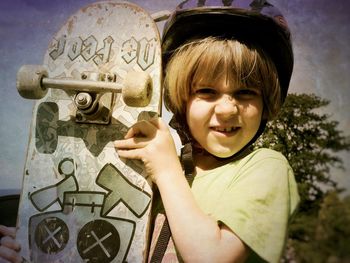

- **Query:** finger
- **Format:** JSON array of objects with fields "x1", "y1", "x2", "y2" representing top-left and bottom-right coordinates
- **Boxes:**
[
  {"x1": 149, "y1": 117, "x2": 170, "y2": 132},
  {"x1": 0, "y1": 226, "x2": 16, "y2": 239},
  {"x1": 116, "y1": 148, "x2": 142, "y2": 160},
  {"x1": 1, "y1": 236, "x2": 21, "y2": 252},
  {"x1": 114, "y1": 137, "x2": 149, "y2": 149},
  {"x1": 147, "y1": 115, "x2": 160, "y2": 125},
  {"x1": 0, "y1": 245, "x2": 22, "y2": 263},
  {"x1": 125, "y1": 120, "x2": 157, "y2": 139}
]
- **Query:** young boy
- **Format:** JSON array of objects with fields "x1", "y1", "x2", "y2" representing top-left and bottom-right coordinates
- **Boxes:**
[
  {"x1": 115, "y1": 1, "x2": 299, "y2": 262},
  {"x1": 0, "y1": 1, "x2": 299, "y2": 262}
]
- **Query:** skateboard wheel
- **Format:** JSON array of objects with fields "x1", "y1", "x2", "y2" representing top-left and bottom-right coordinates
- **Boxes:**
[
  {"x1": 16, "y1": 65, "x2": 48, "y2": 99},
  {"x1": 123, "y1": 71, "x2": 152, "y2": 107}
]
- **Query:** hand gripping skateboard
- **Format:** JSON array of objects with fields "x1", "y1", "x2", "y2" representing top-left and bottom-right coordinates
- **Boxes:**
[{"x1": 15, "y1": 1, "x2": 162, "y2": 262}]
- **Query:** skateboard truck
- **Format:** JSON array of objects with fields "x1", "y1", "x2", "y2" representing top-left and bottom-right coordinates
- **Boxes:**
[{"x1": 16, "y1": 65, "x2": 153, "y2": 124}]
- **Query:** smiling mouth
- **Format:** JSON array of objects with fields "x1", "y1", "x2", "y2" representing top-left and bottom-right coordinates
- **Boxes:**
[{"x1": 212, "y1": 127, "x2": 240, "y2": 133}]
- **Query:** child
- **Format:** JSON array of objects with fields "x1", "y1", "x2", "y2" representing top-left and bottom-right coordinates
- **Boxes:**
[
  {"x1": 115, "y1": 0, "x2": 299, "y2": 262},
  {"x1": 0, "y1": 1, "x2": 299, "y2": 262}
]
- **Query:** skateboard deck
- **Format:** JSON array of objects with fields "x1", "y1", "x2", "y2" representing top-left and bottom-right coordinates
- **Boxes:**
[{"x1": 16, "y1": 1, "x2": 161, "y2": 262}]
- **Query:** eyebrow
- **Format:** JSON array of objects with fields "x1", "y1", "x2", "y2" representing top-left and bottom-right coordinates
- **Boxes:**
[{"x1": 192, "y1": 82, "x2": 214, "y2": 87}]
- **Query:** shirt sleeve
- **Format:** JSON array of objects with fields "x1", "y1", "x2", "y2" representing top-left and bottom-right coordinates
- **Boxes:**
[{"x1": 213, "y1": 150, "x2": 299, "y2": 263}]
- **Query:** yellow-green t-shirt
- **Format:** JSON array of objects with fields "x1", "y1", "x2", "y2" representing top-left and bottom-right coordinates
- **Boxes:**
[{"x1": 191, "y1": 148, "x2": 300, "y2": 263}]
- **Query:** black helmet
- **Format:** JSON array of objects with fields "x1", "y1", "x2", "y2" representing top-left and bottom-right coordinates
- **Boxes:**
[{"x1": 162, "y1": 0, "x2": 294, "y2": 103}]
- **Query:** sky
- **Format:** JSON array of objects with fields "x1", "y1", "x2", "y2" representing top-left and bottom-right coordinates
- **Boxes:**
[{"x1": 0, "y1": 0, "x2": 349, "y2": 195}]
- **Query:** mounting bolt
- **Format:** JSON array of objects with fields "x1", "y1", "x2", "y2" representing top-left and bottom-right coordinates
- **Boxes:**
[
  {"x1": 75, "y1": 92, "x2": 93, "y2": 110},
  {"x1": 107, "y1": 74, "x2": 114, "y2": 81}
]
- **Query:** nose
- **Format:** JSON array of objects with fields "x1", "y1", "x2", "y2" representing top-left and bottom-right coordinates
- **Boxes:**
[{"x1": 214, "y1": 94, "x2": 238, "y2": 117}]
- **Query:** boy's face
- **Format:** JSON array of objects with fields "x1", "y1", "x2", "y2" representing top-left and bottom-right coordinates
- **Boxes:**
[{"x1": 186, "y1": 75, "x2": 263, "y2": 158}]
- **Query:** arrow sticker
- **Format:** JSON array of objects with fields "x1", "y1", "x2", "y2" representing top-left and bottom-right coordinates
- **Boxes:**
[{"x1": 96, "y1": 164, "x2": 151, "y2": 218}]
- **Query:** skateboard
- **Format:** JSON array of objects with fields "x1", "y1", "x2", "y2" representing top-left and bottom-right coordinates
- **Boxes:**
[{"x1": 15, "y1": 1, "x2": 162, "y2": 262}]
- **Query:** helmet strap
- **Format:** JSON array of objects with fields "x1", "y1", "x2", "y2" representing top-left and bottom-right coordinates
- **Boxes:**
[{"x1": 169, "y1": 115, "x2": 267, "y2": 174}]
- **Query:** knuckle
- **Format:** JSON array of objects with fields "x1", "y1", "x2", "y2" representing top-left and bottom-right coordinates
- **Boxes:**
[
  {"x1": 0, "y1": 246, "x2": 17, "y2": 262},
  {"x1": 0, "y1": 236, "x2": 7, "y2": 245},
  {"x1": 1, "y1": 236, "x2": 15, "y2": 249},
  {"x1": 10, "y1": 252, "x2": 21, "y2": 263},
  {"x1": 7, "y1": 250, "x2": 17, "y2": 260}
]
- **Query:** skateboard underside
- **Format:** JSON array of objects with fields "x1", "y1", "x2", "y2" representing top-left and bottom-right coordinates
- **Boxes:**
[{"x1": 16, "y1": 1, "x2": 162, "y2": 262}]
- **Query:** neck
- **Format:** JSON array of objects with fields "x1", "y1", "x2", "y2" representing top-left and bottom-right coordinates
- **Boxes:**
[
  {"x1": 194, "y1": 153, "x2": 223, "y2": 172},
  {"x1": 193, "y1": 146, "x2": 253, "y2": 173}
]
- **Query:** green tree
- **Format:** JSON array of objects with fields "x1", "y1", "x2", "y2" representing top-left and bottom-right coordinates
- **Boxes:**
[
  {"x1": 254, "y1": 93, "x2": 350, "y2": 262},
  {"x1": 289, "y1": 192, "x2": 350, "y2": 263}
]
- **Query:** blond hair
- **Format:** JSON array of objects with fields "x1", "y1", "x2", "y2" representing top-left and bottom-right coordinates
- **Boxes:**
[{"x1": 164, "y1": 37, "x2": 281, "y2": 121}]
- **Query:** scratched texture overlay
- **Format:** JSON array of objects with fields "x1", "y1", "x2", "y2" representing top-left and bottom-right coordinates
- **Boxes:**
[{"x1": 15, "y1": 2, "x2": 162, "y2": 262}]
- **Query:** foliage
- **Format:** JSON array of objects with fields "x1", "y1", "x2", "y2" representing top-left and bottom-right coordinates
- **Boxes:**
[
  {"x1": 254, "y1": 93, "x2": 350, "y2": 262},
  {"x1": 255, "y1": 93, "x2": 350, "y2": 209},
  {"x1": 289, "y1": 192, "x2": 350, "y2": 263}
]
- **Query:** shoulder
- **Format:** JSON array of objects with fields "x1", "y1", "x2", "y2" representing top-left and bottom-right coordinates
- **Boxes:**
[
  {"x1": 233, "y1": 148, "x2": 290, "y2": 172},
  {"x1": 246, "y1": 148, "x2": 288, "y2": 162},
  {"x1": 236, "y1": 148, "x2": 290, "y2": 170},
  {"x1": 232, "y1": 148, "x2": 294, "y2": 187}
]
